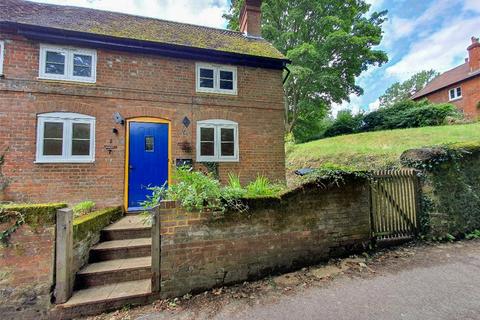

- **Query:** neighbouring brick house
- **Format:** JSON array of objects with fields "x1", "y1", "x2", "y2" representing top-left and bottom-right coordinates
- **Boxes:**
[
  {"x1": 412, "y1": 36, "x2": 480, "y2": 119},
  {"x1": 0, "y1": 0, "x2": 289, "y2": 210}
]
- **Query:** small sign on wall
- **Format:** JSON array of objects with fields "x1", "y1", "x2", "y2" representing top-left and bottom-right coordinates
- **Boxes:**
[{"x1": 176, "y1": 158, "x2": 193, "y2": 168}]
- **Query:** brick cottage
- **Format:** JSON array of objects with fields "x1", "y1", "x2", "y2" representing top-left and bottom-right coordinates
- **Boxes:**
[
  {"x1": 412, "y1": 36, "x2": 480, "y2": 119},
  {"x1": 0, "y1": 0, "x2": 289, "y2": 210}
]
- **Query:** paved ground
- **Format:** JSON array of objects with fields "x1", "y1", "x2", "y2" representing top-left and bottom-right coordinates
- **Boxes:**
[{"x1": 87, "y1": 239, "x2": 480, "y2": 320}]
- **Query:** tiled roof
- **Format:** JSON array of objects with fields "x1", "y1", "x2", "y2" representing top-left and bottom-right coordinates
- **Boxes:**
[
  {"x1": 412, "y1": 62, "x2": 480, "y2": 99},
  {"x1": 0, "y1": 0, "x2": 286, "y2": 60}
]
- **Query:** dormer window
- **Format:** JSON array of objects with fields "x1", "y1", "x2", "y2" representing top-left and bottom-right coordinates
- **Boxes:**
[
  {"x1": 196, "y1": 63, "x2": 237, "y2": 95},
  {"x1": 449, "y1": 87, "x2": 462, "y2": 101},
  {"x1": 39, "y1": 44, "x2": 97, "y2": 83}
]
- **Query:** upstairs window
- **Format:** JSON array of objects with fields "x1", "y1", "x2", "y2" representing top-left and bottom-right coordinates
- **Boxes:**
[
  {"x1": 449, "y1": 87, "x2": 462, "y2": 101},
  {"x1": 196, "y1": 120, "x2": 239, "y2": 162},
  {"x1": 39, "y1": 45, "x2": 97, "y2": 83},
  {"x1": 36, "y1": 112, "x2": 95, "y2": 163},
  {"x1": 0, "y1": 40, "x2": 4, "y2": 75},
  {"x1": 196, "y1": 63, "x2": 237, "y2": 95}
]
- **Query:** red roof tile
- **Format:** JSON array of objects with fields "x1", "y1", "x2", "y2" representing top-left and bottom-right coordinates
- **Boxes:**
[{"x1": 412, "y1": 62, "x2": 480, "y2": 99}]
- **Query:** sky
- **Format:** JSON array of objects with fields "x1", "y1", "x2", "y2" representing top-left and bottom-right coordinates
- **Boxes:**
[{"x1": 31, "y1": 0, "x2": 480, "y2": 117}]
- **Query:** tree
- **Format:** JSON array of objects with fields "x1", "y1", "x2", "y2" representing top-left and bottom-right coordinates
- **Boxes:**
[
  {"x1": 224, "y1": 0, "x2": 388, "y2": 140},
  {"x1": 379, "y1": 70, "x2": 439, "y2": 107}
]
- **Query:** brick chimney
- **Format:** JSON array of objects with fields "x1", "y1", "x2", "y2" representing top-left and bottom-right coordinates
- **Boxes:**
[
  {"x1": 467, "y1": 36, "x2": 480, "y2": 72},
  {"x1": 239, "y1": 0, "x2": 262, "y2": 38}
]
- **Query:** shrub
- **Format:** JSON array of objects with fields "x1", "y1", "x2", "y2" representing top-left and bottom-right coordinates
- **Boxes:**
[
  {"x1": 362, "y1": 100, "x2": 460, "y2": 132},
  {"x1": 323, "y1": 110, "x2": 363, "y2": 138},
  {"x1": 72, "y1": 201, "x2": 96, "y2": 218},
  {"x1": 142, "y1": 168, "x2": 283, "y2": 212},
  {"x1": 245, "y1": 176, "x2": 283, "y2": 198},
  {"x1": 167, "y1": 167, "x2": 223, "y2": 211}
]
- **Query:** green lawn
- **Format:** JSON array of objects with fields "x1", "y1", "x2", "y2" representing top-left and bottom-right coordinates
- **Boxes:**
[{"x1": 286, "y1": 122, "x2": 480, "y2": 177}]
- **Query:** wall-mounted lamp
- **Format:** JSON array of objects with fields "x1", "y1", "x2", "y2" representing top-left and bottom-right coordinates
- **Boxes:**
[{"x1": 113, "y1": 112, "x2": 125, "y2": 125}]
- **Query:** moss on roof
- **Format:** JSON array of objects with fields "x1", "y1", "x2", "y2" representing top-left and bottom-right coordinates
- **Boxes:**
[{"x1": 1, "y1": 0, "x2": 286, "y2": 60}]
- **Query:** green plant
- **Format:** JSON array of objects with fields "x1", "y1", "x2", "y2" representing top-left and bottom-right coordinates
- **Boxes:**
[
  {"x1": 0, "y1": 208, "x2": 25, "y2": 246},
  {"x1": 245, "y1": 176, "x2": 283, "y2": 198},
  {"x1": 168, "y1": 167, "x2": 222, "y2": 211},
  {"x1": 72, "y1": 201, "x2": 96, "y2": 218},
  {"x1": 466, "y1": 229, "x2": 480, "y2": 239}
]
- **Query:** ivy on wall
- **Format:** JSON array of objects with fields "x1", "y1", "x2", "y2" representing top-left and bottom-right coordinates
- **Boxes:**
[{"x1": 401, "y1": 142, "x2": 480, "y2": 237}]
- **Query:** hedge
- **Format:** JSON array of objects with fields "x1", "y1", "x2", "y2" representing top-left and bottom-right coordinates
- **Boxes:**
[
  {"x1": 73, "y1": 206, "x2": 123, "y2": 241},
  {"x1": 0, "y1": 203, "x2": 67, "y2": 226}
]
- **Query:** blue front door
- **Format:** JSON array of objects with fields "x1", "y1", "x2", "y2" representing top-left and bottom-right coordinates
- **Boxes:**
[{"x1": 128, "y1": 121, "x2": 169, "y2": 211}]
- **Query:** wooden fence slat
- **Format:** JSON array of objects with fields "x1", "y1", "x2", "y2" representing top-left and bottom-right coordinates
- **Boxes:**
[{"x1": 370, "y1": 169, "x2": 419, "y2": 240}]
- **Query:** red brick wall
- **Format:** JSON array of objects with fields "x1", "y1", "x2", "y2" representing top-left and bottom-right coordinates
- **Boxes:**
[
  {"x1": 158, "y1": 177, "x2": 372, "y2": 298},
  {"x1": 0, "y1": 224, "x2": 55, "y2": 319},
  {"x1": 0, "y1": 29, "x2": 286, "y2": 207},
  {"x1": 421, "y1": 77, "x2": 480, "y2": 119}
]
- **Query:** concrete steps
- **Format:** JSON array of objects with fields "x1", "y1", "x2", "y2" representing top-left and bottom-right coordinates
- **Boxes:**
[
  {"x1": 89, "y1": 238, "x2": 152, "y2": 261},
  {"x1": 75, "y1": 256, "x2": 152, "y2": 289},
  {"x1": 55, "y1": 279, "x2": 152, "y2": 318},
  {"x1": 101, "y1": 215, "x2": 151, "y2": 240},
  {"x1": 55, "y1": 215, "x2": 154, "y2": 319}
]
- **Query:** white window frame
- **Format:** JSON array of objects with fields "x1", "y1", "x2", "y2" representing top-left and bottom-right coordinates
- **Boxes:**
[
  {"x1": 196, "y1": 120, "x2": 239, "y2": 162},
  {"x1": 449, "y1": 86, "x2": 462, "y2": 101},
  {"x1": 36, "y1": 112, "x2": 96, "y2": 163},
  {"x1": 39, "y1": 44, "x2": 97, "y2": 83},
  {"x1": 0, "y1": 40, "x2": 4, "y2": 75},
  {"x1": 195, "y1": 63, "x2": 237, "y2": 95}
]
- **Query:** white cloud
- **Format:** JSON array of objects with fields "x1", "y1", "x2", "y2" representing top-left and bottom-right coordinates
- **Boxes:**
[
  {"x1": 330, "y1": 94, "x2": 363, "y2": 118},
  {"x1": 464, "y1": 0, "x2": 480, "y2": 13},
  {"x1": 386, "y1": 16, "x2": 478, "y2": 80},
  {"x1": 366, "y1": 0, "x2": 386, "y2": 10},
  {"x1": 30, "y1": 0, "x2": 230, "y2": 28},
  {"x1": 368, "y1": 99, "x2": 381, "y2": 113},
  {"x1": 382, "y1": 0, "x2": 464, "y2": 49}
]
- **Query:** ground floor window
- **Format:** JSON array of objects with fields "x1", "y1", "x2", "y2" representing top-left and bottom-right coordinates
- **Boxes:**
[
  {"x1": 196, "y1": 119, "x2": 239, "y2": 162},
  {"x1": 449, "y1": 86, "x2": 462, "y2": 101},
  {"x1": 36, "y1": 112, "x2": 95, "y2": 163}
]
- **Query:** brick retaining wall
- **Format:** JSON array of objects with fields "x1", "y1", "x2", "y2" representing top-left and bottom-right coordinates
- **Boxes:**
[{"x1": 157, "y1": 175, "x2": 372, "y2": 298}]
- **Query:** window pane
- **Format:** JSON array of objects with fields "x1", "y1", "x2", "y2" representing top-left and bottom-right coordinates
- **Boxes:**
[
  {"x1": 72, "y1": 123, "x2": 90, "y2": 139},
  {"x1": 43, "y1": 139, "x2": 63, "y2": 156},
  {"x1": 45, "y1": 51, "x2": 65, "y2": 75},
  {"x1": 220, "y1": 80, "x2": 233, "y2": 90},
  {"x1": 44, "y1": 122, "x2": 63, "y2": 138},
  {"x1": 72, "y1": 140, "x2": 90, "y2": 156},
  {"x1": 450, "y1": 90, "x2": 454, "y2": 99},
  {"x1": 200, "y1": 68, "x2": 214, "y2": 78},
  {"x1": 457, "y1": 87, "x2": 462, "y2": 96},
  {"x1": 145, "y1": 136, "x2": 154, "y2": 152},
  {"x1": 221, "y1": 142, "x2": 235, "y2": 156},
  {"x1": 200, "y1": 142, "x2": 215, "y2": 156},
  {"x1": 73, "y1": 66, "x2": 92, "y2": 77},
  {"x1": 46, "y1": 51, "x2": 65, "y2": 64},
  {"x1": 200, "y1": 127, "x2": 215, "y2": 142},
  {"x1": 220, "y1": 70, "x2": 233, "y2": 81},
  {"x1": 200, "y1": 78, "x2": 214, "y2": 88},
  {"x1": 74, "y1": 54, "x2": 92, "y2": 67},
  {"x1": 221, "y1": 128, "x2": 234, "y2": 142},
  {"x1": 45, "y1": 63, "x2": 65, "y2": 75}
]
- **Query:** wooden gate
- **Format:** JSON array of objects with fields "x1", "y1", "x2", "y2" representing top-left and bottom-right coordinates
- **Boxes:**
[{"x1": 370, "y1": 169, "x2": 420, "y2": 239}]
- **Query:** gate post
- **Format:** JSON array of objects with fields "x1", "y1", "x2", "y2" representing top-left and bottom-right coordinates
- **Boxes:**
[
  {"x1": 151, "y1": 205, "x2": 161, "y2": 293},
  {"x1": 55, "y1": 208, "x2": 74, "y2": 304}
]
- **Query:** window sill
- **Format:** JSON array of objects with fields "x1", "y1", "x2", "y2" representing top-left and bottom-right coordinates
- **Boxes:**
[
  {"x1": 34, "y1": 160, "x2": 95, "y2": 164},
  {"x1": 196, "y1": 89, "x2": 238, "y2": 96},
  {"x1": 449, "y1": 97, "x2": 463, "y2": 102},
  {"x1": 37, "y1": 77, "x2": 96, "y2": 85},
  {"x1": 196, "y1": 158, "x2": 239, "y2": 163}
]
